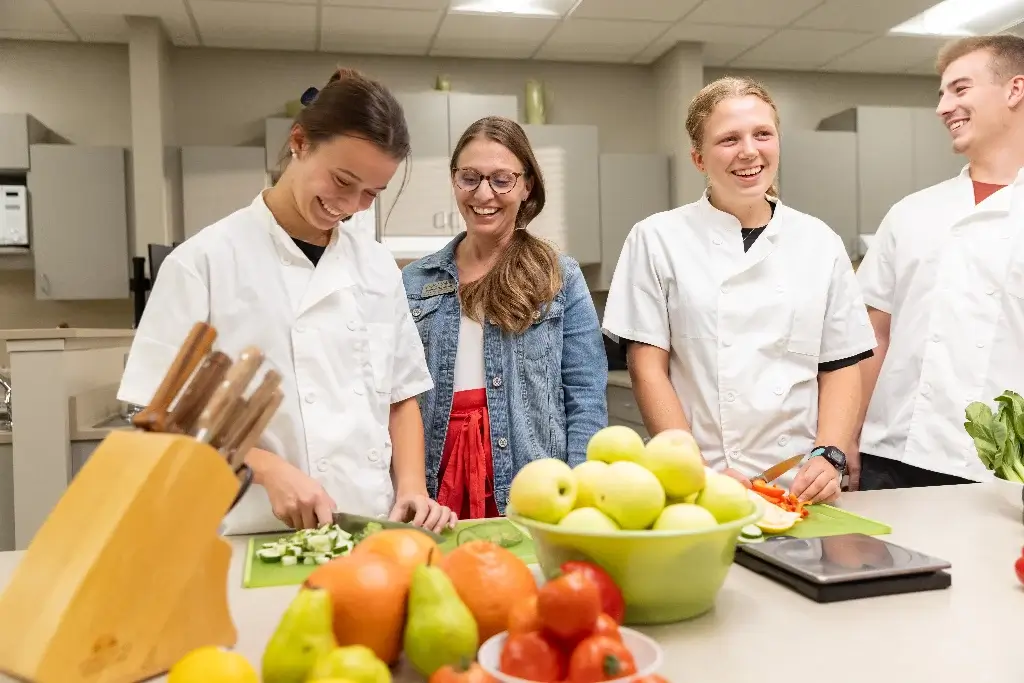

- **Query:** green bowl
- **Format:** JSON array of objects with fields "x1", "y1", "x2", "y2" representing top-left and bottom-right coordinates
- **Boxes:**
[{"x1": 509, "y1": 496, "x2": 764, "y2": 625}]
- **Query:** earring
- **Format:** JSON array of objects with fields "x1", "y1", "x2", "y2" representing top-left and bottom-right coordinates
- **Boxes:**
[{"x1": 290, "y1": 149, "x2": 297, "y2": 159}]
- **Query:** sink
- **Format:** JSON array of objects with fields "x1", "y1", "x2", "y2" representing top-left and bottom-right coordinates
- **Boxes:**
[{"x1": 91, "y1": 414, "x2": 135, "y2": 430}]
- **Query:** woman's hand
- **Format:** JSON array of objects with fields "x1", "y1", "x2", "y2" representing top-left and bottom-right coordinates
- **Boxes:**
[
  {"x1": 722, "y1": 468, "x2": 752, "y2": 488},
  {"x1": 390, "y1": 491, "x2": 458, "y2": 534},
  {"x1": 249, "y1": 448, "x2": 337, "y2": 529},
  {"x1": 791, "y1": 456, "x2": 841, "y2": 503}
]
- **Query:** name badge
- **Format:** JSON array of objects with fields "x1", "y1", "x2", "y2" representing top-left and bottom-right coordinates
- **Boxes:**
[{"x1": 421, "y1": 279, "x2": 456, "y2": 298}]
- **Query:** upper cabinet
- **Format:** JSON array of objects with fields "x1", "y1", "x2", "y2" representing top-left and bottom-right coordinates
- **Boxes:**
[
  {"x1": 28, "y1": 144, "x2": 130, "y2": 300},
  {"x1": 182, "y1": 146, "x2": 267, "y2": 238},
  {"x1": 378, "y1": 91, "x2": 518, "y2": 238},
  {"x1": 0, "y1": 114, "x2": 53, "y2": 172},
  {"x1": 523, "y1": 124, "x2": 602, "y2": 266},
  {"x1": 590, "y1": 153, "x2": 671, "y2": 290},
  {"x1": 817, "y1": 106, "x2": 964, "y2": 250},
  {"x1": 265, "y1": 118, "x2": 293, "y2": 174}
]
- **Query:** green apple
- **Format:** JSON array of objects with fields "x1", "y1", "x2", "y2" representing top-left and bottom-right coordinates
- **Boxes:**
[
  {"x1": 558, "y1": 507, "x2": 620, "y2": 532},
  {"x1": 594, "y1": 461, "x2": 666, "y2": 530},
  {"x1": 586, "y1": 425, "x2": 645, "y2": 464},
  {"x1": 639, "y1": 429, "x2": 705, "y2": 499},
  {"x1": 572, "y1": 460, "x2": 609, "y2": 508},
  {"x1": 651, "y1": 503, "x2": 718, "y2": 532},
  {"x1": 696, "y1": 472, "x2": 754, "y2": 524},
  {"x1": 509, "y1": 458, "x2": 577, "y2": 524}
]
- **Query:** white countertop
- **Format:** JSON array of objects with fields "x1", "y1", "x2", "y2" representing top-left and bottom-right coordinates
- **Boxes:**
[
  {"x1": 0, "y1": 328, "x2": 134, "y2": 341},
  {"x1": 0, "y1": 484, "x2": 1020, "y2": 682}
]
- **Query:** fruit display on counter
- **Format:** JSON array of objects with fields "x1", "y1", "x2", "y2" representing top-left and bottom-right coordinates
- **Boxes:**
[{"x1": 508, "y1": 426, "x2": 756, "y2": 532}]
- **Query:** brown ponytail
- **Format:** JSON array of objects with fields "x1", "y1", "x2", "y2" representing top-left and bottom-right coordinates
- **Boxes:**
[{"x1": 451, "y1": 117, "x2": 562, "y2": 335}]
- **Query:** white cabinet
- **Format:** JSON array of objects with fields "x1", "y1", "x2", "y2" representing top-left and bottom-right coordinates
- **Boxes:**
[
  {"x1": 379, "y1": 91, "x2": 518, "y2": 238},
  {"x1": 265, "y1": 118, "x2": 294, "y2": 174},
  {"x1": 818, "y1": 106, "x2": 964, "y2": 248},
  {"x1": 591, "y1": 153, "x2": 671, "y2": 290},
  {"x1": 27, "y1": 144, "x2": 130, "y2": 300},
  {"x1": 182, "y1": 146, "x2": 267, "y2": 238},
  {"x1": 778, "y1": 130, "x2": 858, "y2": 255},
  {"x1": 0, "y1": 114, "x2": 51, "y2": 172},
  {"x1": 521, "y1": 124, "x2": 602, "y2": 265}
]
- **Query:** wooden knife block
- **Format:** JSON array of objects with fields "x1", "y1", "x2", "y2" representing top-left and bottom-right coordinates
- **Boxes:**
[{"x1": 0, "y1": 429, "x2": 240, "y2": 683}]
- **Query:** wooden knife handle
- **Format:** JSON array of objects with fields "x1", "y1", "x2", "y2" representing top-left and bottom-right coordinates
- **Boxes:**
[
  {"x1": 229, "y1": 389, "x2": 284, "y2": 472},
  {"x1": 133, "y1": 322, "x2": 216, "y2": 431},
  {"x1": 194, "y1": 346, "x2": 265, "y2": 443},
  {"x1": 165, "y1": 351, "x2": 231, "y2": 435},
  {"x1": 217, "y1": 369, "x2": 282, "y2": 453}
]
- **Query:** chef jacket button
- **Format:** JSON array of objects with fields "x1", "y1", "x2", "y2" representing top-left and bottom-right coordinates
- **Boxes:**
[
  {"x1": 922, "y1": 383, "x2": 931, "y2": 395},
  {"x1": 778, "y1": 435, "x2": 789, "y2": 446},
  {"x1": 348, "y1": 320, "x2": 358, "y2": 331},
  {"x1": 722, "y1": 338, "x2": 732, "y2": 347},
  {"x1": 353, "y1": 384, "x2": 365, "y2": 396},
  {"x1": 368, "y1": 449, "x2": 379, "y2": 462},
  {"x1": 412, "y1": 308, "x2": 422, "y2": 317},
  {"x1": 776, "y1": 284, "x2": 784, "y2": 293},
  {"x1": 720, "y1": 285, "x2": 729, "y2": 294},
  {"x1": 952, "y1": 227, "x2": 961, "y2": 236},
  {"x1": 931, "y1": 333, "x2": 940, "y2": 342},
  {"x1": 296, "y1": 325, "x2": 306, "y2": 333},
  {"x1": 725, "y1": 391, "x2": 736, "y2": 402},
  {"x1": 498, "y1": 437, "x2": 508, "y2": 448},
  {"x1": 492, "y1": 376, "x2": 503, "y2": 388},
  {"x1": 305, "y1": 393, "x2": 316, "y2": 404},
  {"x1": 977, "y1": 341, "x2": 985, "y2": 348},
  {"x1": 987, "y1": 287, "x2": 997, "y2": 295},
  {"x1": 774, "y1": 385, "x2": 784, "y2": 395},
  {"x1": 317, "y1": 460, "x2": 328, "y2": 472},
  {"x1": 281, "y1": 256, "x2": 290, "y2": 265},
  {"x1": 713, "y1": 237, "x2": 723, "y2": 246}
]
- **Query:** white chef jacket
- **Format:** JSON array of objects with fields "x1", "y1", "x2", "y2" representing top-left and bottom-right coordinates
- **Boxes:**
[
  {"x1": 118, "y1": 193, "x2": 434, "y2": 535},
  {"x1": 857, "y1": 165, "x2": 1024, "y2": 481},
  {"x1": 602, "y1": 192, "x2": 877, "y2": 490}
]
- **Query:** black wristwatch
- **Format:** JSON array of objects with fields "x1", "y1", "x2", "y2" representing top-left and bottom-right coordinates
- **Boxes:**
[{"x1": 810, "y1": 445, "x2": 847, "y2": 476}]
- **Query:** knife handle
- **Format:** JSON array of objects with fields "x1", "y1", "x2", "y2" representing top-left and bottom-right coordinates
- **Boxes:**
[
  {"x1": 165, "y1": 351, "x2": 231, "y2": 435},
  {"x1": 218, "y1": 369, "x2": 281, "y2": 453},
  {"x1": 194, "y1": 346, "x2": 264, "y2": 444},
  {"x1": 132, "y1": 322, "x2": 216, "y2": 432},
  {"x1": 228, "y1": 388, "x2": 284, "y2": 472}
]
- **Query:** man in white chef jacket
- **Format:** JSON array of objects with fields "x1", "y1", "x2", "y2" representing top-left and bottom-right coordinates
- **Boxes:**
[{"x1": 856, "y1": 34, "x2": 1024, "y2": 489}]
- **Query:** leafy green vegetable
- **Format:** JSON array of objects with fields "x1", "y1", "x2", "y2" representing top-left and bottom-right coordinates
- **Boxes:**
[{"x1": 965, "y1": 390, "x2": 1024, "y2": 482}]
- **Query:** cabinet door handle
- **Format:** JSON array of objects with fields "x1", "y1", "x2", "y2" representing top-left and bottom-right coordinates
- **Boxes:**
[
  {"x1": 40, "y1": 274, "x2": 50, "y2": 296},
  {"x1": 433, "y1": 211, "x2": 445, "y2": 230}
]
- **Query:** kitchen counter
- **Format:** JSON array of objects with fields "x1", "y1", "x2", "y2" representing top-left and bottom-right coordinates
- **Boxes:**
[
  {"x1": 0, "y1": 328, "x2": 134, "y2": 341},
  {"x1": 0, "y1": 483, "x2": 1020, "y2": 681}
]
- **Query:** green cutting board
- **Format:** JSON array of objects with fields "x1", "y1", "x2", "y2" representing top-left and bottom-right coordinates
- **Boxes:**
[
  {"x1": 242, "y1": 518, "x2": 536, "y2": 589},
  {"x1": 760, "y1": 504, "x2": 891, "y2": 539}
]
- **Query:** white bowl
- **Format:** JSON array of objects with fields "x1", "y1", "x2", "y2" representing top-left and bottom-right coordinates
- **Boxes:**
[{"x1": 478, "y1": 627, "x2": 664, "y2": 683}]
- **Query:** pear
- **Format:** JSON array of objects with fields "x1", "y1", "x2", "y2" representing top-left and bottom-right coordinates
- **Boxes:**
[
  {"x1": 307, "y1": 645, "x2": 391, "y2": 683},
  {"x1": 403, "y1": 557, "x2": 479, "y2": 677},
  {"x1": 261, "y1": 587, "x2": 337, "y2": 683}
]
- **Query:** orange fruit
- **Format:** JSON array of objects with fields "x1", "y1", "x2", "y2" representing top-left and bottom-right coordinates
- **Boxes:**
[
  {"x1": 507, "y1": 594, "x2": 541, "y2": 635},
  {"x1": 351, "y1": 528, "x2": 439, "y2": 572},
  {"x1": 305, "y1": 553, "x2": 411, "y2": 665},
  {"x1": 439, "y1": 540, "x2": 538, "y2": 642}
]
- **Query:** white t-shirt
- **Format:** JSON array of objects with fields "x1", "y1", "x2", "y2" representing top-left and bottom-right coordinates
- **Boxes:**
[{"x1": 454, "y1": 315, "x2": 485, "y2": 391}]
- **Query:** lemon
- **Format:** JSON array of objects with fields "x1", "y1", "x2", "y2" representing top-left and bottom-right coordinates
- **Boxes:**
[
  {"x1": 755, "y1": 503, "x2": 801, "y2": 533},
  {"x1": 167, "y1": 646, "x2": 258, "y2": 683}
]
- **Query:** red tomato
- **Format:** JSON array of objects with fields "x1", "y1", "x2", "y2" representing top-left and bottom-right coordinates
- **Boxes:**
[
  {"x1": 560, "y1": 561, "x2": 626, "y2": 624},
  {"x1": 508, "y1": 595, "x2": 542, "y2": 635},
  {"x1": 632, "y1": 677, "x2": 669, "y2": 683},
  {"x1": 591, "y1": 613, "x2": 622, "y2": 642},
  {"x1": 566, "y1": 635, "x2": 638, "y2": 682},
  {"x1": 429, "y1": 661, "x2": 499, "y2": 683},
  {"x1": 537, "y1": 571, "x2": 603, "y2": 642},
  {"x1": 1014, "y1": 555, "x2": 1024, "y2": 585},
  {"x1": 500, "y1": 632, "x2": 567, "y2": 682}
]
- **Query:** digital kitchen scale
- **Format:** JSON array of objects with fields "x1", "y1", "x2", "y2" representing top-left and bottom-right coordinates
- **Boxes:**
[{"x1": 735, "y1": 533, "x2": 952, "y2": 602}]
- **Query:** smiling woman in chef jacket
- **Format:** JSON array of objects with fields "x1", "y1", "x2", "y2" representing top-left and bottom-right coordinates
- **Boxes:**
[
  {"x1": 118, "y1": 68, "x2": 456, "y2": 534},
  {"x1": 602, "y1": 77, "x2": 878, "y2": 503}
]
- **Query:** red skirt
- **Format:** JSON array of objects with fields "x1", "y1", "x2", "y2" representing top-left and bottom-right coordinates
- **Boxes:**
[{"x1": 437, "y1": 388, "x2": 500, "y2": 520}]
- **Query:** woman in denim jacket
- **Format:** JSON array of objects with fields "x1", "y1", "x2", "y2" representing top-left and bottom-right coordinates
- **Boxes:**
[{"x1": 402, "y1": 116, "x2": 608, "y2": 520}]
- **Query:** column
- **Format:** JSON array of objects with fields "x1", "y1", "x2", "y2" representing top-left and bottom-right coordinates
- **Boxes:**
[{"x1": 652, "y1": 42, "x2": 705, "y2": 207}]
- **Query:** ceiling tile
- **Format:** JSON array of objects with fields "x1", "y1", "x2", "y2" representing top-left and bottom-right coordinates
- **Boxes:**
[
  {"x1": 536, "y1": 17, "x2": 667, "y2": 60},
  {"x1": 571, "y1": 0, "x2": 702, "y2": 22},
  {"x1": 632, "y1": 23, "x2": 775, "y2": 65},
  {"x1": 906, "y1": 58, "x2": 940, "y2": 76},
  {"x1": 729, "y1": 28, "x2": 875, "y2": 68},
  {"x1": 792, "y1": 0, "x2": 939, "y2": 32},
  {"x1": 322, "y1": 0, "x2": 447, "y2": 7},
  {"x1": 49, "y1": 0, "x2": 198, "y2": 45},
  {"x1": 432, "y1": 13, "x2": 555, "y2": 57},
  {"x1": 533, "y1": 49, "x2": 634, "y2": 64},
  {"x1": 430, "y1": 42, "x2": 539, "y2": 59},
  {"x1": 63, "y1": 12, "x2": 131, "y2": 42},
  {"x1": 190, "y1": 0, "x2": 317, "y2": 50},
  {"x1": 320, "y1": 6, "x2": 439, "y2": 53},
  {"x1": 822, "y1": 35, "x2": 950, "y2": 74},
  {"x1": 5, "y1": 0, "x2": 72, "y2": 35},
  {"x1": 0, "y1": 28, "x2": 76, "y2": 41},
  {"x1": 685, "y1": 0, "x2": 824, "y2": 27}
]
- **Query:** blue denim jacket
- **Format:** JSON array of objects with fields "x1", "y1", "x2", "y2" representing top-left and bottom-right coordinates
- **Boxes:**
[{"x1": 402, "y1": 234, "x2": 608, "y2": 512}]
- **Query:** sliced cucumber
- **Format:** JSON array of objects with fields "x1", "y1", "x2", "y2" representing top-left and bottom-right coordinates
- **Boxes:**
[
  {"x1": 281, "y1": 555, "x2": 298, "y2": 567},
  {"x1": 256, "y1": 548, "x2": 283, "y2": 562},
  {"x1": 255, "y1": 523, "x2": 354, "y2": 565},
  {"x1": 740, "y1": 524, "x2": 763, "y2": 540}
]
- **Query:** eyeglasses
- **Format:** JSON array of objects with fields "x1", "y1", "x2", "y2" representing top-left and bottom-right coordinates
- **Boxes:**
[{"x1": 453, "y1": 168, "x2": 523, "y2": 194}]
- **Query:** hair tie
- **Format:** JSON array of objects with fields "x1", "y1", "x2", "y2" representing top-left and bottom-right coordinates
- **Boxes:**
[{"x1": 300, "y1": 86, "x2": 319, "y2": 107}]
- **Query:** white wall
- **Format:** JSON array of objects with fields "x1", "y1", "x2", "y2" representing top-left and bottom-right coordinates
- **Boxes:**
[{"x1": 0, "y1": 38, "x2": 947, "y2": 332}]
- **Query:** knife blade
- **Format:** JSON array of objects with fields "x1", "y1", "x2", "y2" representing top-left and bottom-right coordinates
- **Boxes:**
[
  {"x1": 754, "y1": 453, "x2": 805, "y2": 483},
  {"x1": 332, "y1": 511, "x2": 445, "y2": 543}
]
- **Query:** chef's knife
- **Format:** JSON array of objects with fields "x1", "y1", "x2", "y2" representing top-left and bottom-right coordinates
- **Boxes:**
[
  {"x1": 164, "y1": 351, "x2": 231, "y2": 435},
  {"x1": 218, "y1": 369, "x2": 282, "y2": 457},
  {"x1": 193, "y1": 346, "x2": 265, "y2": 444},
  {"x1": 132, "y1": 322, "x2": 217, "y2": 432},
  {"x1": 332, "y1": 511, "x2": 445, "y2": 543},
  {"x1": 753, "y1": 453, "x2": 805, "y2": 483},
  {"x1": 225, "y1": 387, "x2": 284, "y2": 473}
]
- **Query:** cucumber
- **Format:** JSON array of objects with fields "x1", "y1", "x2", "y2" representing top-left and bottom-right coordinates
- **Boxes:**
[
  {"x1": 256, "y1": 548, "x2": 283, "y2": 562},
  {"x1": 740, "y1": 524, "x2": 763, "y2": 540},
  {"x1": 255, "y1": 523, "x2": 356, "y2": 565},
  {"x1": 281, "y1": 555, "x2": 298, "y2": 567}
]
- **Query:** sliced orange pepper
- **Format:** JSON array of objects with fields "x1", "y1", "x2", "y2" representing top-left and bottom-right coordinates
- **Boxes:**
[{"x1": 751, "y1": 479, "x2": 786, "y2": 498}]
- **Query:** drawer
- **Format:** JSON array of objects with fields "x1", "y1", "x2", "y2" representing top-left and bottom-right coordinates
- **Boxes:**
[{"x1": 607, "y1": 385, "x2": 643, "y2": 424}]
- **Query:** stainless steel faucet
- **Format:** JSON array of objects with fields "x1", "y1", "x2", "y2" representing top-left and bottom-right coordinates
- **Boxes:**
[{"x1": 0, "y1": 371, "x2": 12, "y2": 430}]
